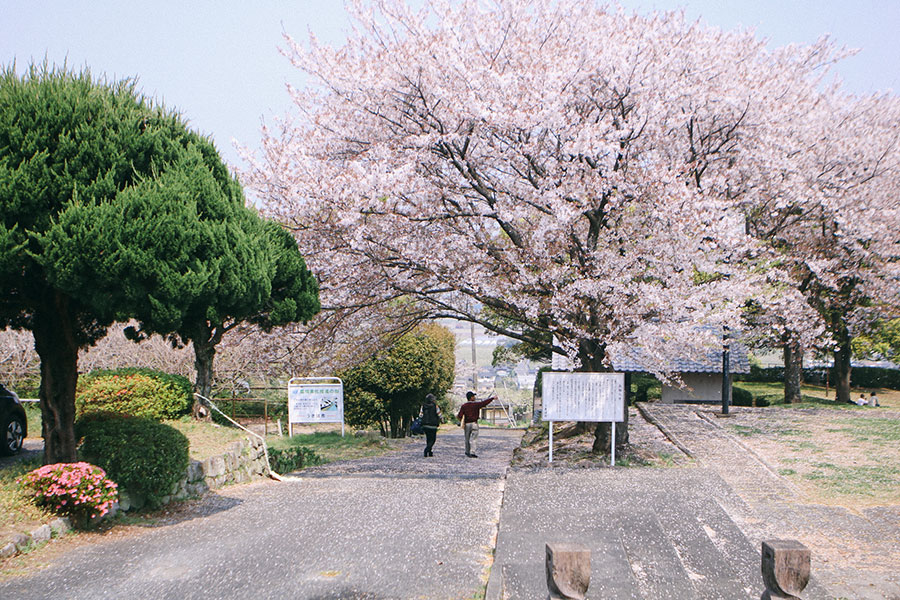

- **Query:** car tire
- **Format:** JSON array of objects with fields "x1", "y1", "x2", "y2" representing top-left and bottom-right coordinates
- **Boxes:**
[{"x1": 1, "y1": 413, "x2": 25, "y2": 456}]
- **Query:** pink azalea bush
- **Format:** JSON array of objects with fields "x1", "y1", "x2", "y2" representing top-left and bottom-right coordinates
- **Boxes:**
[{"x1": 19, "y1": 462, "x2": 118, "y2": 528}]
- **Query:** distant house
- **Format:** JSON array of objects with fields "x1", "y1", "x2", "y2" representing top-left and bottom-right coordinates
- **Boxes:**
[
  {"x1": 481, "y1": 396, "x2": 516, "y2": 425},
  {"x1": 549, "y1": 333, "x2": 750, "y2": 404}
]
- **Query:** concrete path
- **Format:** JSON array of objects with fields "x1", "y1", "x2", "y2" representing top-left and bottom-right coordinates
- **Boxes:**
[
  {"x1": 6, "y1": 407, "x2": 896, "y2": 599},
  {"x1": 639, "y1": 404, "x2": 900, "y2": 600},
  {"x1": 1, "y1": 428, "x2": 522, "y2": 600},
  {"x1": 487, "y1": 468, "x2": 779, "y2": 600}
]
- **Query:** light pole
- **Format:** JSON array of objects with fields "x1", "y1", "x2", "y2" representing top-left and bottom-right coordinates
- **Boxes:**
[{"x1": 721, "y1": 327, "x2": 731, "y2": 415}]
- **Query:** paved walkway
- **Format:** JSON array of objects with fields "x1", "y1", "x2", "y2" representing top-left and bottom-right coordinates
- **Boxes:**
[
  {"x1": 5, "y1": 409, "x2": 898, "y2": 599},
  {"x1": 1, "y1": 428, "x2": 522, "y2": 600},
  {"x1": 638, "y1": 404, "x2": 900, "y2": 600}
]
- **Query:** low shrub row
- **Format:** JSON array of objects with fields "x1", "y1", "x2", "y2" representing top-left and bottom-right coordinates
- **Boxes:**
[
  {"x1": 737, "y1": 364, "x2": 900, "y2": 390},
  {"x1": 731, "y1": 386, "x2": 773, "y2": 408},
  {"x1": 76, "y1": 368, "x2": 193, "y2": 421},
  {"x1": 267, "y1": 446, "x2": 322, "y2": 474}
]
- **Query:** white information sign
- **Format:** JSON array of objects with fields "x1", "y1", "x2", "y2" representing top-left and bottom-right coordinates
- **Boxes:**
[
  {"x1": 542, "y1": 372, "x2": 625, "y2": 465},
  {"x1": 288, "y1": 377, "x2": 344, "y2": 436},
  {"x1": 542, "y1": 372, "x2": 625, "y2": 422}
]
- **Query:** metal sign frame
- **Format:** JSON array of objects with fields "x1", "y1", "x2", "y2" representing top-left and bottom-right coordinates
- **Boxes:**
[
  {"x1": 542, "y1": 372, "x2": 625, "y2": 466},
  {"x1": 287, "y1": 377, "x2": 345, "y2": 437}
]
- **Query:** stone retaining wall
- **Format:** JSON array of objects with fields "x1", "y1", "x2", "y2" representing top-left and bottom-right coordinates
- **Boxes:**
[
  {"x1": 120, "y1": 436, "x2": 270, "y2": 510},
  {"x1": 1, "y1": 436, "x2": 269, "y2": 559}
]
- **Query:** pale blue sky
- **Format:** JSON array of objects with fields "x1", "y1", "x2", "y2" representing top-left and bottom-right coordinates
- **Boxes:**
[{"x1": 2, "y1": 1, "x2": 898, "y2": 169}]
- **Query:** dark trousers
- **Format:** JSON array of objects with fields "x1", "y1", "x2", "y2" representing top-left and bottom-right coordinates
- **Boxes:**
[{"x1": 424, "y1": 427, "x2": 437, "y2": 456}]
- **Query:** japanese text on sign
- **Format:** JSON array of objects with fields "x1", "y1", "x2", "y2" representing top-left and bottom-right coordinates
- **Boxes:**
[
  {"x1": 288, "y1": 382, "x2": 344, "y2": 424},
  {"x1": 542, "y1": 372, "x2": 624, "y2": 422}
]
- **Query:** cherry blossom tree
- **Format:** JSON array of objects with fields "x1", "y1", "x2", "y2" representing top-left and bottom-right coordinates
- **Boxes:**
[
  {"x1": 742, "y1": 91, "x2": 900, "y2": 403},
  {"x1": 245, "y1": 0, "x2": 859, "y2": 449}
]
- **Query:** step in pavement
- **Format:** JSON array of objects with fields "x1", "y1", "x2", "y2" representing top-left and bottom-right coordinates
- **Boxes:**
[{"x1": 488, "y1": 467, "x2": 831, "y2": 599}]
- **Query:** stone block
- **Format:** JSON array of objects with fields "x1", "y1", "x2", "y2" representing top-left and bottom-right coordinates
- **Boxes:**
[
  {"x1": 203, "y1": 455, "x2": 226, "y2": 478},
  {"x1": 121, "y1": 489, "x2": 146, "y2": 511},
  {"x1": 12, "y1": 533, "x2": 31, "y2": 552},
  {"x1": 50, "y1": 517, "x2": 72, "y2": 535},
  {"x1": 761, "y1": 539, "x2": 810, "y2": 600},
  {"x1": 0, "y1": 542, "x2": 16, "y2": 559},
  {"x1": 186, "y1": 460, "x2": 204, "y2": 482},
  {"x1": 31, "y1": 524, "x2": 52, "y2": 544},
  {"x1": 546, "y1": 542, "x2": 590, "y2": 600},
  {"x1": 186, "y1": 481, "x2": 208, "y2": 497}
]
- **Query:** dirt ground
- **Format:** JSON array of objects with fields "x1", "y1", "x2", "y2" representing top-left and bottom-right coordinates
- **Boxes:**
[
  {"x1": 723, "y1": 406, "x2": 900, "y2": 508},
  {"x1": 510, "y1": 406, "x2": 690, "y2": 468}
]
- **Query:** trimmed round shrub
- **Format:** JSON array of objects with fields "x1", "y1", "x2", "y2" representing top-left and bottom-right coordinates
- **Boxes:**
[
  {"x1": 77, "y1": 368, "x2": 192, "y2": 420},
  {"x1": 77, "y1": 415, "x2": 189, "y2": 509},
  {"x1": 731, "y1": 386, "x2": 754, "y2": 407},
  {"x1": 18, "y1": 462, "x2": 118, "y2": 529}
]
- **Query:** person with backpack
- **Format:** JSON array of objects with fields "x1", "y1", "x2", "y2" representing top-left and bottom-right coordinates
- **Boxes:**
[{"x1": 421, "y1": 393, "x2": 442, "y2": 457}]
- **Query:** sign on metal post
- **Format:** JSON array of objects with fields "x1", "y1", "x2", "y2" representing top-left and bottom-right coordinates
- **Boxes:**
[
  {"x1": 542, "y1": 372, "x2": 625, "y2": 466},
  {"x1": 287, "y1": 377, "x2": 344, "y2": 437}
]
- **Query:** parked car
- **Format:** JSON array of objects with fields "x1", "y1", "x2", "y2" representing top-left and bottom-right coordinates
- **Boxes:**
[{"x1": 0, "y1": 383, "x2": 27, "y2": 455}]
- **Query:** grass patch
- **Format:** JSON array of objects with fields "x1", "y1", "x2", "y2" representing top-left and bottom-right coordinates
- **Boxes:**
[
  {"x1": 0, "y1": 457, "x2": 51, "y2": 540},
  {"x1": 771, "y1": 427, "x2": 812, "y2": 438},
  {"x1": 728, "y1": 424, "x2": 764, "y2": 437},
  {"x1": 166, "y1": 418, "x2": 248, "y2": 461},
  {"x1": 788, "y1": 441, "x2": 822, "y2": 452},
  {"x1": 827, "y1": 418, "x2": 900, "y2": 444},
  {"x1": 267, "y1": 431, "x2": 401, "y2": 464},
  {"x1": 801, "y1": 463, "x2": 900, "y2": 497},
  {"x1": 23, "y1": 403, "x2": 41, "y2": 441},
  {"x1": 0, "y1": 417, "x2": 257, "y2": 549}
]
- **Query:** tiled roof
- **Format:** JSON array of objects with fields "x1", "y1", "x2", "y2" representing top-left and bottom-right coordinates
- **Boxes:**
[{"x1": 611, "y1": 341, "x2": 751, "y2": 374}]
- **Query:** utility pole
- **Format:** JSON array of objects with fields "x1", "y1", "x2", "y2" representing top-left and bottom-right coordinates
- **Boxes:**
[{"x1": 471, "y1": 321, "x2": 478, "y2": 392}]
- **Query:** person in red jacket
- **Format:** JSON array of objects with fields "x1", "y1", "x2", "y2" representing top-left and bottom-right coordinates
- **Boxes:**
[{"x1": 456, "y1": 391, "x2": 495, "y2": 458}]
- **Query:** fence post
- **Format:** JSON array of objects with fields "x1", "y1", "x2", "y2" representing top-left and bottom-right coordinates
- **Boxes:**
[
  {"x1": 264, "y1": 397, "x2": 268, "y2": 436},
  {"x1": 546, "y1": 542, "x2": 590, "y2": 600},
  {"x1": 761, "y1": 539, "x2": 810, "y2": 599}
]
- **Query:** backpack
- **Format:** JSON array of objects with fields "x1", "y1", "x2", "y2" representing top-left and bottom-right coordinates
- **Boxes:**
[{"x1": 421, "y1": 402, "x2": 440, "y2": 427}]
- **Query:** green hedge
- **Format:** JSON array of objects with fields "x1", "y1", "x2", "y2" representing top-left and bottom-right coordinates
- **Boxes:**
[
  {"x1": 736, "y1": 364, "x2": 900, "y2": 390},
  {"x1": 731, "y1": 386, "x2": 773, "y2": 408},
  {"x1": 77, "y1": 414, "x2": 190, "y2": 509},
  {"x1": 77, "y1": 368, "x2": 193, "y2": 420}
]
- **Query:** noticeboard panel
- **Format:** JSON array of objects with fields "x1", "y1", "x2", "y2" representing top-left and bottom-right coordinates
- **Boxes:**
[
  {"x1": 288, "y1": 381, "x2": 344, "y2": 424},
  {"x1": 542, "y1": 372, "x2": 625, "y2": 422}
]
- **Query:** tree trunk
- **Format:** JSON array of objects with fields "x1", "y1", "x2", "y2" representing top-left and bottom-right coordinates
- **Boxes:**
[
  {"x1": 32, "y1": 293, "x2": 81, "y2": 464},
  {"x1": 783, "y1": 339, "x2": 803, "y2": 404},
  {"x1": 192, "y1": 337, "x2": 216, "y2": 420},
  {"x1": 389, "y1": 400, "x2": 400, "y2": 438},
  {"x1": 576, "y1": 340, "x2": 629, "y2": 452},
  {"x1": 833, "y1": 322, "x2": 852, "y2": 404}
]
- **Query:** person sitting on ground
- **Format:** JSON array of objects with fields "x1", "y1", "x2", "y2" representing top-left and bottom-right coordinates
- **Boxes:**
[
  {"x1": 869, "y1": 391, "x2": 880, "y2": 407},
  {"x1": 853, "y1": 393, "x2": 868, "y2": 406},
  {"x1": 456, "y1": 391, "x2": 495, "y2": 458}
]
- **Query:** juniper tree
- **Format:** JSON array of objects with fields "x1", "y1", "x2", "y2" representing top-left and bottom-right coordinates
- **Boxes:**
[{"x1": 0, "y1": 65, "x2": 318, "y2": 462}]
